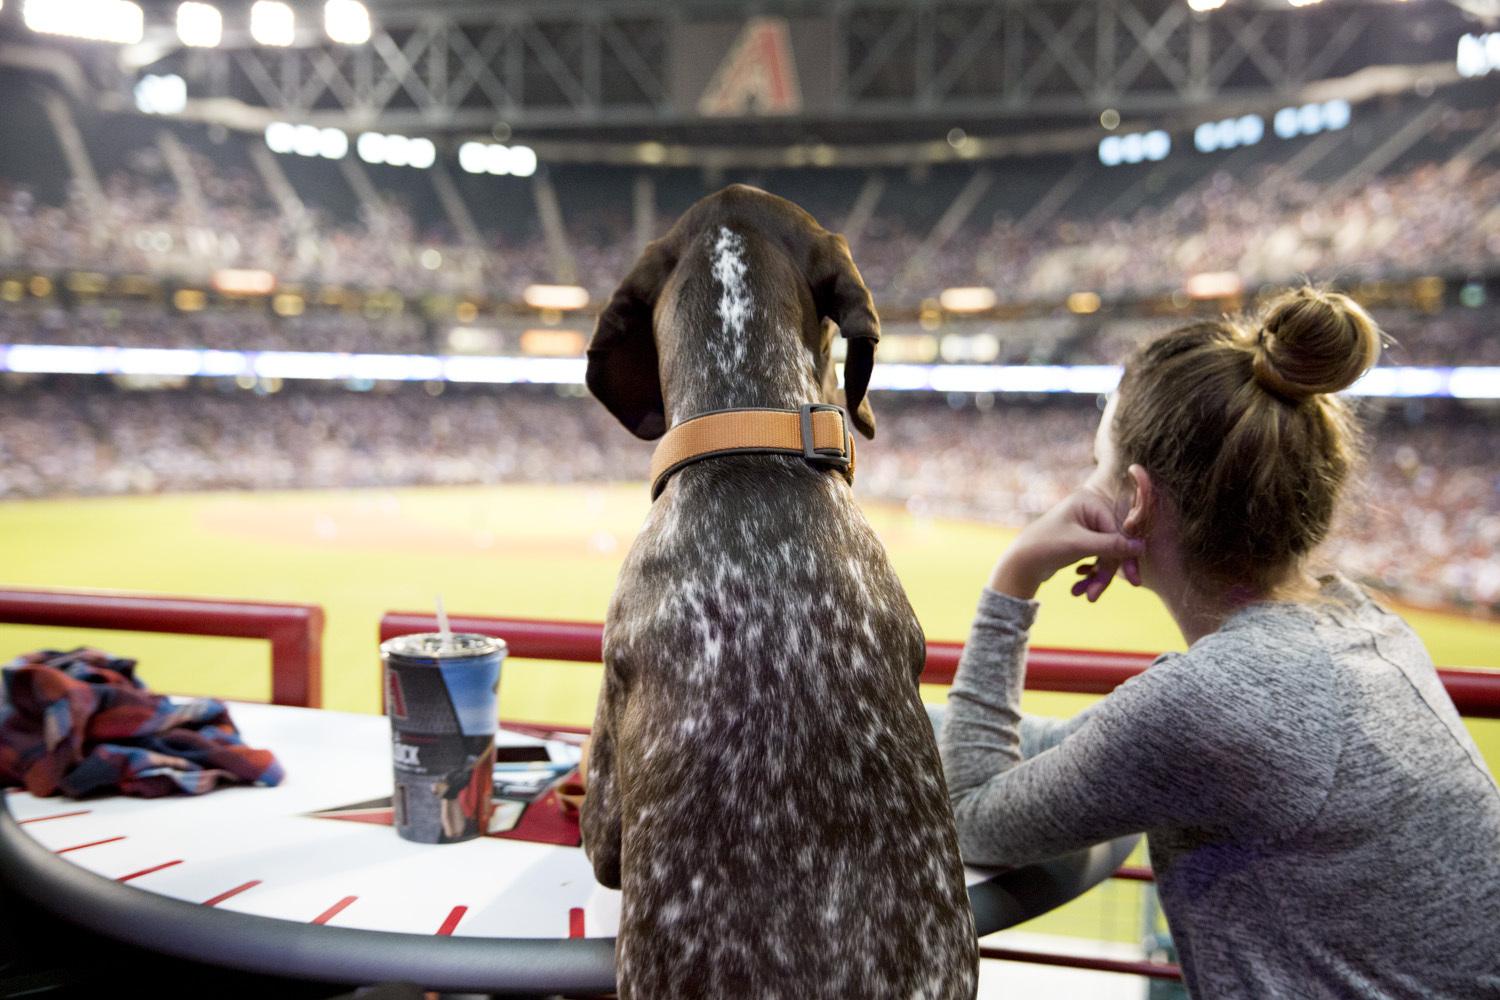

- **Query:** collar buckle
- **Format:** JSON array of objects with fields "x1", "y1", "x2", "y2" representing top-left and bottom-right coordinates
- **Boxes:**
[{"x1": 799, "y1": 403, "x2": 852, "y2": 476}]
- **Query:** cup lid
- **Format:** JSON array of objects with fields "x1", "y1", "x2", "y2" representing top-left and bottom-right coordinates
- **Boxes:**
[{"x1": 380, "y1": 632, "x2": 507, "y2": 660}]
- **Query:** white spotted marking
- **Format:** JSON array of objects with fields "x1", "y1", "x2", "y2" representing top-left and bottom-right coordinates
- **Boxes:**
[{"x1": 709, "y1": 225, "x2": 752, "y2": 374}]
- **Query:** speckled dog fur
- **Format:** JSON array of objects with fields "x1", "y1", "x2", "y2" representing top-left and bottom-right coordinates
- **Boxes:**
[{"x1": 583, "y1": 185, "x2": 978, "y2": 1000}]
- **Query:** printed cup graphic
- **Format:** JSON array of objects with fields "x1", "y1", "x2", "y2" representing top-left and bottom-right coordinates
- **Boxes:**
[{"x1": 381, "y1": 632, "x2": 506, "y2": 844}]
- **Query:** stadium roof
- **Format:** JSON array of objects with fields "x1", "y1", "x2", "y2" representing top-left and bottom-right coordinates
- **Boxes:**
[{"x1": 0, "y1": 0, "x2": 1490, "y2": 159}]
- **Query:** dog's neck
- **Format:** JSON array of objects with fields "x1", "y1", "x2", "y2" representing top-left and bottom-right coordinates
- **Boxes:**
[{"x1": 660, "y1": 225, "x2": 822, "y2": 426}]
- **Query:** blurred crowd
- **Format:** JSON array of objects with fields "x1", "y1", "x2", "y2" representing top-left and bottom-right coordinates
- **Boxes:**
[
  {"x1": 0, "y1": 304, "x2": 430, "y2": 354},
  {"x1": 0, "y1": 385, "x2": 648, "y2": 497},
  {"x1": 0, "y1": 384, "x2": 1493, "y2": 616},
  {"x1": 874, "y1": 162, "x2": 1500, "y2": 304},
  {"x1": 0, "y1": 154, "x2": 496, "y2": 296},
  {"x1": 4, "y1": 148, "x2": 1500, "y2": 314}
]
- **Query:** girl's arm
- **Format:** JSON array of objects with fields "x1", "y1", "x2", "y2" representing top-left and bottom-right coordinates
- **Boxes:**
[{"x1": 940, "y1": 587, "x2": 1334, "y2": 867}]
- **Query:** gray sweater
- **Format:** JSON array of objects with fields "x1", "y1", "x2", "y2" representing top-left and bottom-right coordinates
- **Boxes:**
[{"x1": 940, "y1": 575, "x2": 1500, "y2": 999}]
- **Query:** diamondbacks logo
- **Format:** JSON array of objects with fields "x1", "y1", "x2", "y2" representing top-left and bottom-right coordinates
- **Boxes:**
[{"x1": 698, "y1": 16, "x2": 802, "y2": 116}]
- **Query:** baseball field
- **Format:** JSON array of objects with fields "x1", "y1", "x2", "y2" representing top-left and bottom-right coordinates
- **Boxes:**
[{"x1": 3, "y1": 482, "x2": 1497, "y2": 944}]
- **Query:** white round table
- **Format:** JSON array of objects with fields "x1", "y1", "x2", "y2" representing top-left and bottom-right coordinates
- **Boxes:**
[{"x1": 0, "y1": 701, "x2": 1138, "y2": 994}]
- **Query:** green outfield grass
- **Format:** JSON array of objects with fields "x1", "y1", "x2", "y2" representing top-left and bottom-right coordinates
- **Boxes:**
[{"x1": 3, "y1": 483, "x2": 1497, "y2": 945}]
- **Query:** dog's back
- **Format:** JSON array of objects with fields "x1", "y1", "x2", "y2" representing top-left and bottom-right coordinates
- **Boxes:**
[
  {"x1": 584, "y1": 188, "x2": 978, "y2": 999},
  {"x1": 609, "y1": 469, "x2": 974, "y2": 996}
]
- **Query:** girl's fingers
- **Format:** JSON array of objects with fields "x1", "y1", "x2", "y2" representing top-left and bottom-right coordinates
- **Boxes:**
[
  {"x1": 1122, "y1": 557, "x2": 1142, "y2": 587},
  {"x1": 1086, "y1": 558, "x2": 1120, "y2": 602}
]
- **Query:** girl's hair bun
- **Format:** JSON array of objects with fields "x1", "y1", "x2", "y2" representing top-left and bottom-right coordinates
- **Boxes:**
[{"x1": 1251, "y1": 287, "x2": 1382, "y2": 401}]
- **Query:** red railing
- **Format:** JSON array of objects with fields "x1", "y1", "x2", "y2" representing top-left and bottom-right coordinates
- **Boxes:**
[
  {"x1": 380, "y1": 610, "x2": 1500, "y2": 982},
  {"x1": 0, "y1": 588, "x2": 324, "y2": 708},
  {"x1": 378, "y1": 613, "x2": 1500, "y2": 718}
]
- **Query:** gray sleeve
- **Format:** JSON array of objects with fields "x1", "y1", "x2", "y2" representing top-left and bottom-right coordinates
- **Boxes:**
[
  {"x1": 930, "y1": 708, "x2": 1094, "y2": 760},
  {"x1": 1020, "y1": 707, "x2": 1098, "y2": 758},
  {"x1": 939, "y1": 588, "x2": 1332, "y2": 868}
]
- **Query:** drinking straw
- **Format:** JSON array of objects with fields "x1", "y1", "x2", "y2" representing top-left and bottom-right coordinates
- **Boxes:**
[{"x1": 436, "y1": 594, "x2": 453, "y2": 651}]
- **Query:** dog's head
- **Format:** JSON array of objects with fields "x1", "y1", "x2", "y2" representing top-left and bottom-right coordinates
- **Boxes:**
[{"x1": 586, "y1": 184, "x2": 881, "y2": 441}]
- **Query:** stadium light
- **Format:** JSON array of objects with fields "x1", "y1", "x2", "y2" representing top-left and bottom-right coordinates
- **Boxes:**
[
  {"x1": 938, "y1": 287, "x2": 998, "y2": 313},
  {"x1": 519, "y1": 329, "x2": 586, "y2": 357},
  {"x1": 176, "y1": 2, "x2": 221, "y2": 47},
  {"x1": 509, "y1": 145, "x2": 537, "y2": 177},
  {"x1": 265, "y1": 122, "x2": 295, "y2": 154},
  {"x1": 1273, "y1": 99, "x2": 1351, "y2": 140},
  {"x1": 266, "y1": 123, "x2": 347, "y2": 160},
  {"x1": 1186, "y1": 0, "x2": 1225, "y2": 10},
  {"x1": 318, "y1": 128, "x2": 348, "y2": 159},
  {"x1": 939, "y1": 333, "x2": 1001, "y2": 363},
  {"x1": 357, "y1": 133, "x2": 436, "y2": 169},
  {"x1": 23, "y1": 0, "x2": 144, "y2": 44},
  {"x1": 1194, "y1": 114, "x2": 1264, "y2": 154},
  {"x1": 1067, "y1": 292, "x2": 1102, "y2": 314},
  {"x1": 134, "y1": 74, "x2": 187, "y2": 115},
  {"x1": 1287, "y1": 0, "x2": 1322, "y2": 6},
  {"x1": 484, "y1": 144, "x2": 511, "y2": 174},
  {"x1": 1322, "y1": 99, "x2": 1350, "y2": 130},
  {"x1": 1185, "y1": 271, "x2": 1243, "y2": 299},
  {"x1": 408, "y1": 138, "x2": 436, "y2": 169},
  {"x1": 458, "y1": 142, "x2": 487, "y2": 174},
  {"x1": 356, "y1": 132, "x2": 386, "y2": 164},
  {"x1": 384, "y1": 136, "x2": 412, "y2": 167},
  {"x1": 636, "y1": 141, "x2": 667, "y2": 165},
  {"x1": 1457, "y1": 32, "x2": 1500, "y2": 79},
  {"x1": 1099, "y1": 129, "x2": 1170, "y2": 166},
  {"x1": 458, "y1": 141, "x2": 538, "y2": 177},
  {"x1": 522, "y1": 285, "x2": 590, "y2": 311},
  {"x1": 1450, "y1": 368, "x2": 1500, "y2": 399},
  {"x1": 250, "y1": 0, "x2": 294, "y2": 46},
  {"x1": 324, "y1": 0, "x2": 370, "y2": 44},
  {"x1": 292, "y1": 124, "x2": 321, "y2": 157}
]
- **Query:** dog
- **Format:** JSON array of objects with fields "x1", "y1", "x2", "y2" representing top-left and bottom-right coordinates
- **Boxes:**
[{"x1": 582, "y1": 184, "x2": 978, "y2": 999}]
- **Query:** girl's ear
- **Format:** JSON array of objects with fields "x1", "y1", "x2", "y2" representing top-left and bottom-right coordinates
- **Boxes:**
[{"x1": 1122, "y1": 463, "x2": 1154, "y2": 538}]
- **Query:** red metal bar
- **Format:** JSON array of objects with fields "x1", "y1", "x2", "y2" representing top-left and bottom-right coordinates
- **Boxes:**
[
  {"x1": 1112, "y1": 865, "x2": 1156, "y2": 882},
  {"x1": 979, "y1": 946, "x2": 1182, "y2": 981},
  {"x1": 0, "y1": 588, "x2": 323, "y2": 708},
  {"x1": 381, "y1": 613, "x2": 605, "y2": 664},
  {"x1": 378, "y1": 613, "x2": 1500, "y2": 718},
  {"x1": 921, "y1": 639, "x2": 1157, "y2": 689}
]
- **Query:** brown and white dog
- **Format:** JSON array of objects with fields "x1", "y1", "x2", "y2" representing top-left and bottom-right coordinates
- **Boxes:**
[{"x1": 582, "y1": 184, "x2": 977, "y2": 999}]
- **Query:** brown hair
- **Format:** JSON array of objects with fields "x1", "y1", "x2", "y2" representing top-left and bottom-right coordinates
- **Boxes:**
[{"x1": 1112, "y1": 287, "x2": 1383, "y2": 595}]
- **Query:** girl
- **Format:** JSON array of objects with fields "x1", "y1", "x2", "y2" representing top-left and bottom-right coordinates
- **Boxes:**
[{"x1": 940, "y1": 287, "x2": 1500, "y2": 998}]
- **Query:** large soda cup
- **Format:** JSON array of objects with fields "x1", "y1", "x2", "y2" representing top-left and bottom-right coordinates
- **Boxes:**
[{"x1": 381, "y1": 632, "x2": 506, "y2": 844}]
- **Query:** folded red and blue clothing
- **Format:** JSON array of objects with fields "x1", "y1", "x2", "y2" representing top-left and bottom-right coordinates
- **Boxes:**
[{"x1": 0, "y1": 647, "x2": 284, "y2": 799}]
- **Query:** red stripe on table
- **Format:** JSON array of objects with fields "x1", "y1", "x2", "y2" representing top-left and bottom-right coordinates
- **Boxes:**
[
  {"x1": 117, "y1": 860, "x2": 182, "y2": 883},
  {"x1": 312, "y1": 896, "x2": 358, "y2": 925},
  {"x1": 18, "y1": 810, "x2": 92, "y2": 825},
  {"x1": 569, "y1": 907, "x2": 585, "y2": 939},
  {"x1": 203, "y1": 881, "x2": 262, "y2": 907},
  {"x1": 56, "y1": 836, "x2": 125, "y2": 854},
  {"x1": 436, "y1": 906, "x2": 467, "y2": 936}
]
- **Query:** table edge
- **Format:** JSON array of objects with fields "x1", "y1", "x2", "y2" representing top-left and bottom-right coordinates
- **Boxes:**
[
  {"x1": 0, "y1": 791, "x2": 1138, "y2": 985},
  {"x1": 0, "y1": 796, "x2": 619, "y2": 995},
  {"x1": 968, "y1": 834, "x2": 1141, "y2": 933}
]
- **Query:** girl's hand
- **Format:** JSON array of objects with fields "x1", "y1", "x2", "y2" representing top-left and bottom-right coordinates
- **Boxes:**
[{"x1": 989, "y1": 484, "x2": 1144, "y2": 602}]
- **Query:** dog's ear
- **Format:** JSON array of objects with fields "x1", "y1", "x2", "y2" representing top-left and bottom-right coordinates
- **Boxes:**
[
  {"x1": 808, "y1": 232, "x2": 879, "y2": 439},
  {"x1": 587, "y1": 239, "x2": 673, "y2": 439}
]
